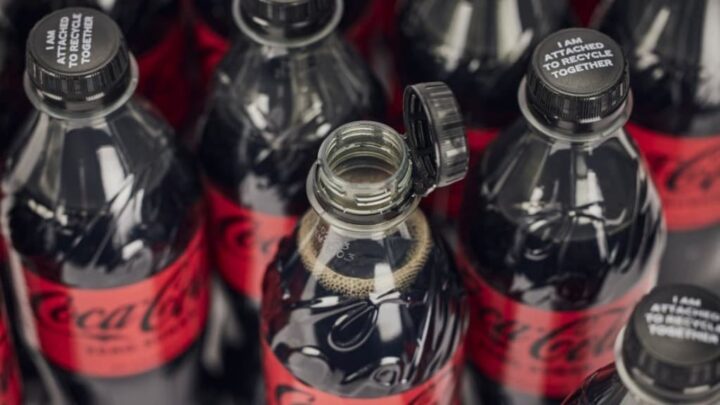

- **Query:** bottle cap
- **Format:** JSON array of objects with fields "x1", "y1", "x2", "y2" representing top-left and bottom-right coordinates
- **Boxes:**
[
  {"x1": 622, "y1": 285, "x2": 720, "y2": 401},
  {"x1": 236, "y1": 0, "x2": 339, "y2": 43},
  {"x1": 403, "y1": 82, "x2": 468, "y2": 196},
  {"x1": 26, "y1": 7, "x2": 131, "y2": 110},
  {"x1": 526, "y1": 28, "x2": 629, "y2": 124}
]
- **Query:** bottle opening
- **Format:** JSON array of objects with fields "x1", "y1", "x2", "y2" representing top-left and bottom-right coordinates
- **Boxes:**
[
  {"x1": 313, "y1": 122, "x2": 414, "y2": 226},
  {"x1": 324, "y1": 124, "x2": 405, "y2": 184}
]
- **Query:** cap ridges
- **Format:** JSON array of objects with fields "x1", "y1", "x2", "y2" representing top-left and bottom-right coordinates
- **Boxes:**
[
  {"x1": 403, "y1": 82, "x2": 468, "y2": 196},
  {"x1": 26, "y1": 7, "x2": 130, "y2": 110},
  {"x1": 622, "y1": 284, "x2": 720, "y2": 400},
  {"x1": 526, "y1": 28, "x2": 629, "y2": 124}
]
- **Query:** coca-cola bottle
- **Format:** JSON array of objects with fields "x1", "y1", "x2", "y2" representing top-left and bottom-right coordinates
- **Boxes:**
[
  {"x1": 190, "y1": 0, "x2": 382, "y2": 93},
  {"x1": 0, "y1": 0, "x2": 190, "y2": 130},
  {"x1": 597, "y1": 0, "x2": 720, "y2": 290},
  {"x1": 2, "y1": 8, "x2": 209, "y2": 404},
  {"x1": 0, "y1": 291, "x2": 21, "y2": 405},
  {"x1": 459, "y1": 28, "x2": 666, "y2": 403},
  {"x1": 564, "y1": 284, "x2": 720, "y2": 405},
  {"x1": 196, "y1": 0, "x2": 384, "y2": 400},
  {"x1": 396, "y1": 0, "x2": 571, "y2": 221},
  {"x1": 262, "y1": 82, "x2": 468, "y2": 404}
]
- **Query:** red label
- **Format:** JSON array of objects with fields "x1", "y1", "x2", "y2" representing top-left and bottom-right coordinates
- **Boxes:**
[
  {"x1": 205, "y1": 184, "x2": 298, "y2": 301},
  {"x1": 461, "y1": 255, "x2": 656, "y2": 399},
  {"x1": 0, "y1": 311, "x2": 21, "y2": 405},
  {"x1": 193, "y1": 18, "x2": 231, "y2": 93},
  {"x1": 136, "y1": 20, "x2": 192, "y2": 129},
  {"x1": 422, "y1": 127, "x2": 498, "y2": 221},
  {"x1": 627, "y1": 122, "x2": 720, "y2": 231},
  {"x1": 22, "y1": 227, "x2": 209, "y2": 377},
  {"x1": 263, "y1": 340, "x2": 463, "y2": 405}
]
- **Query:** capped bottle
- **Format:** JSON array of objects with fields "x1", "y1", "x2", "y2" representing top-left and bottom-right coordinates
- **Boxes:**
[
  {"x1": 0, "y1": 0, "x2": 191, "y2": 129},
  {"x1": 262, "y1": 82, "x2": 468, "y2": 404},
  {"x1": 196, "y1": 0, "x2": 385, "y2": 400},
  {"x1": 459, "y1": 28, "x2": 666, "y2": 403},
  {"x1": 598, "y1": 0, "x2": 720, "y2": 291},
  {"x1": 565, "y1": 284, "x2": 720, "y2": 405},
  {"x1": 2, "y1": 8, "x2": 209, "y2": 404},
  {"x1": 396, "y1": 0, "x2": 571, "y2": 220}
]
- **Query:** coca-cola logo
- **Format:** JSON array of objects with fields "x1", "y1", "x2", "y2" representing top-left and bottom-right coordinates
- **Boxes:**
[
  {"x1": 476, "y1": 305, "x2": 628, "y2": 365},
  {"x1": 30, "y1": 260, "x2": 205, "y2": 342},
  {"x1": 665, "y1": 144, "x2": 720, "y2": 196}
]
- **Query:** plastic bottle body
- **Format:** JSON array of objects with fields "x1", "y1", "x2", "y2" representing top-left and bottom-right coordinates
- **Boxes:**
[
  {"x1": 2, "y1": 94, "x2": 209, "y2": 405},
  {"x1": 460, "y1": 119, "x2": 665, "y2": 403}
]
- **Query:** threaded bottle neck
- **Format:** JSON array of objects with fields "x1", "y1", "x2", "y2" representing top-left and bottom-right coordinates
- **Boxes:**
[{"x1": 309, "y1": 122, "x2": 417, "y2": 232}]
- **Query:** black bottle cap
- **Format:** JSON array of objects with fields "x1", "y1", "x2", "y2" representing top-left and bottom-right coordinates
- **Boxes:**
[
  {"x1": 237, "y1": 0, "x2": 339, "y2": 43},
  {"x1": 26, "y1": 8, "x2": 131, "y2": 110},
  {"x1": 526, "y1": 28, "x2": 629, "y2": 124},
  {"x1": 622, "y1": 285, "x2": 720, "y2": 399},
  {"x1": 403, "y1": 82, "x2": 468, "y2": 197}
]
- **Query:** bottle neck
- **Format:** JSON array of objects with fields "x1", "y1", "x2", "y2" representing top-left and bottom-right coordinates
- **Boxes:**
[
  {"x1": 23, "y1": 57, "x2": 139, "y2": 121},
  {"x1": 307, "y1": 122, "x2": 420, "y2": 237},
  {"x1": 518, "y1": 77, "x2": 633, "y2": 145},
  {"x1": 233, "y1": 0, "x2": 343, "y2": 49}
]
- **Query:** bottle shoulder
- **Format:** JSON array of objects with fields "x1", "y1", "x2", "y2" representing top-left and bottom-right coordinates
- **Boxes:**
[
  {"x1": 564, "y1": 364, "x2": 634, "y2": 405},
  {"x1": 204, "y1": 35, "x2": 385, "y2": 140},
  {"x1": 262, "y1": 210, "x2": 467, "y2": 398},
  {"x1": 460, "y1": 121, "x2": 665, "y2": 309},
  {"x1": 599, "y1": 0, "x2": 720, "y2": 135},
  {"x1": 2, "y1": 100, "x2": 202, "y2": 288}
]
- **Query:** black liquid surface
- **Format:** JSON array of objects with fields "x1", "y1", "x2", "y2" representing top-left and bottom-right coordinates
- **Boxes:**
[
  {"x1": 2, "y1": 100, "x2": 207, "y2": 405},
  {"x1": 262, "y1": 213, "x2": 467, "y2": 400},
  {"x1": 599, "y1": 0, "x2": 720, "y2": 289},
  {"x1": 459, "y1": 121, "x2": 664, "y2": 403}
]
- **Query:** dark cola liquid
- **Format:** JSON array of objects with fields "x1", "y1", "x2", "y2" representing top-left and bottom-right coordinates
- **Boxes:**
[
  {"x1": 3, "y1": 102, "x2": 207, "y2": 405},
  {"x1": 599, "y1": 0, "x2": 720, "y2": 289},
  {"x1": 262, "y1": 213, "x2": 466, "y2": 402},
  {"x1": 459, "y1": 122, "x2": 663, "y2": 404}
]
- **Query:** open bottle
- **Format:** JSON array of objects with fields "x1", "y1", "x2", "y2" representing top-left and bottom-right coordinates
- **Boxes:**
[{"x1": 261, "y1": 82, "x2": 469, "y2": 403}]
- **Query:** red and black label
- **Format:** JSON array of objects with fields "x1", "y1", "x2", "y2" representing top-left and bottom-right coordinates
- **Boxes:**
[
  {"x1": 136, "y1": 19, "x2": 192, "y2": 129},
  {"x1": 460, "y1": 254, "x2": 656, "y2": 399},
  {"x1": 205, "y1": 184, "x2": 298, "y2": 302},
  {"x1": 0, "y1": 310, "x2": 21, "y2": 405},
  {"x1": 263, "y1": 341, "x2": 463, "y2": 405},
  {"x1": 22, "y1": 227, "x2": 209, "y2": 378},
  {"x1": 627, "y1": 122, "x2": 720, "y2": 231},
  {"x1": 422, "y1": 127, "x2": 498, "y2": 220}
]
